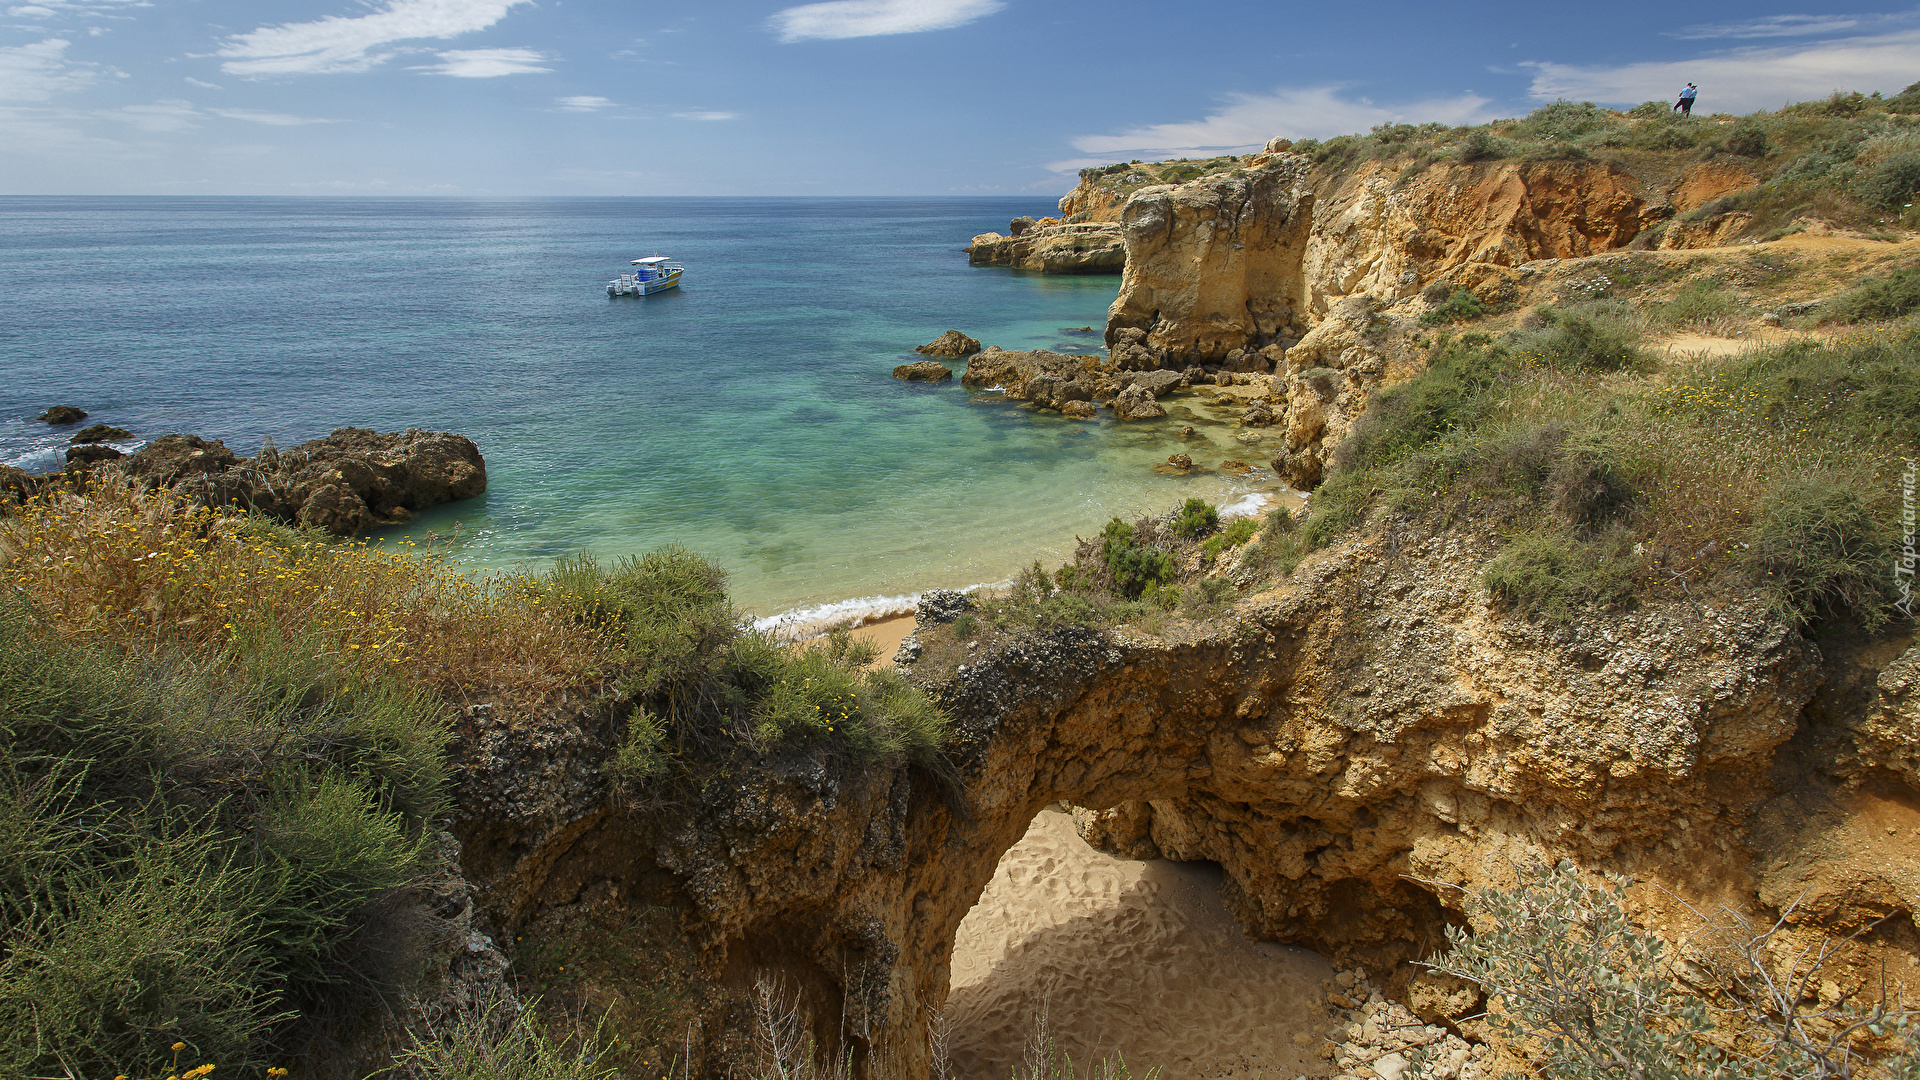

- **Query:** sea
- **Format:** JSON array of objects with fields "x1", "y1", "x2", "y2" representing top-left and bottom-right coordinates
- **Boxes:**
[{"x1": 0, "y1": 197, "x2": 1286, "y2": 633}]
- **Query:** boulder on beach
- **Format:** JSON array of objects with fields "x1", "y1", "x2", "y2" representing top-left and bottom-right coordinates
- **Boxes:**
[
  {"x1": 893, "y1": 361, "x2": 954, "y2": 382},
  {"x1": 915, "y1": 330, "x2": 982, "y2": 359},
  {"x1": 1114, "y1": 369, "x2": 1185, "y2": 399},
  {"x1": 37, "y1": 406, "x2": 87, "y2": 425},
  {"x1": 71, "y1": 423, "x2": 132, "y2": 444}
]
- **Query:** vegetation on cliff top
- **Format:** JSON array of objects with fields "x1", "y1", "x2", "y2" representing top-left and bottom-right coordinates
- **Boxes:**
[
  {"x1": 1288, "y1": 306, "x2": 1916, "y2": 630},
  {"x1": 0, "y1": 477, "x2": 950, "y2": 1078},
  {"x1": 1075, "y1": 84, "x2": 1920, "y2": 243}
]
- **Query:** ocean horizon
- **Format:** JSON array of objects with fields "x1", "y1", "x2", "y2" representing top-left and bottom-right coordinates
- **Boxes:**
[{"x1": 1, "y1": 196, "x2": 1288, "y2": 631}]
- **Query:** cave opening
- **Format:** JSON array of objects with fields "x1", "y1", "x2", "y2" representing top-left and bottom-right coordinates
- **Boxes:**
[{"x1": 941, "y1": 805, "x2": 1335, "y2": 1079}]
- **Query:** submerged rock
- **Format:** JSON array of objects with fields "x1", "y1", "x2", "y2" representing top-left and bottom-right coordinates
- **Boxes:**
[
  {"x1": 915, "y1": 330, "x2": 982, "y2": 359},
  {"x1": 37, "y1": 405, "x2": 87, "y2": 425},
  {"x1": 1165, "y1": 453, "x2": 1193, "y2": 470},
  {"x1": 893, "y1": 360, "x2": 954, "y2": 382},
  {"x1": 1060, "y1": 400, "x2": 1097, "y2": 420}
]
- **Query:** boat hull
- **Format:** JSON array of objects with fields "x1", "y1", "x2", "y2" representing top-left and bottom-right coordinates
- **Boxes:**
[{"x1": 607, "y1": 270, "x2": 683, "y2": 297}]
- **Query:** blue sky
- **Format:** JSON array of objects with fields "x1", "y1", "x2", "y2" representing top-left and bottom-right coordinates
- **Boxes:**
[{"x1": 4, "y1": 0, "x2": 1919, "y2": 195}]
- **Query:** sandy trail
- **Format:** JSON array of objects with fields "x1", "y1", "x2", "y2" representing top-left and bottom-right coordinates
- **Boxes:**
[{"x1": 946, "y1": 809, "x2": 1332, "y2": 1079}]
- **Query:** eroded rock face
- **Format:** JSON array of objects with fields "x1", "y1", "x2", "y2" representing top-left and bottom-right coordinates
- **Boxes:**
[
  {"x1": 454, "y1": 523, "x2": 1899, "y2": 1079},
  {"x1": 1105, "y1": 157, "x2": 1318, "y2": 366}
]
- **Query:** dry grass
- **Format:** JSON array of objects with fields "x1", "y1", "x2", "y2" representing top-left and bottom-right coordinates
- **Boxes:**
[{"x1": 0, "y1": 476, "x2": 618, "y2": 703}]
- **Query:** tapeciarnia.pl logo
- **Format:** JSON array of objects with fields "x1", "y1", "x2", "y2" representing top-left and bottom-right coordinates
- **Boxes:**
[{"x1": 1899, "y1": 458, "x2": 1916, "y2": 619}]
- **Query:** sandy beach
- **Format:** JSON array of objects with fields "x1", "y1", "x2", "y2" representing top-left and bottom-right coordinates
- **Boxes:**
[{"x1": 946, "y1": 808, "x2": 1333, "y2": 1079}]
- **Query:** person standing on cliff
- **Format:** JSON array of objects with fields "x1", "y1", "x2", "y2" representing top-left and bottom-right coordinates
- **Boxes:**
[{"x1": 1675, "y1": 83, "x2": 1698, "y2": 114}]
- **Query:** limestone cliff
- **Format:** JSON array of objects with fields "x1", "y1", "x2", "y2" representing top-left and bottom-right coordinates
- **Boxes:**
[{"x1": 448, "y1": 520, "x2": 1914, "y2": 1077}]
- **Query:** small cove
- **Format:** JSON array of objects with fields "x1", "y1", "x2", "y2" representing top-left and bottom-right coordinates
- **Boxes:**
[{"x1": 0, "y1": 196, "x2": 1288, "y2": 623}]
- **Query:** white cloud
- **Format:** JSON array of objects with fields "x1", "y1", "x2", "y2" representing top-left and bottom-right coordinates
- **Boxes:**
[
  {"x1": 1053, "y1": 86, "x2": 1495, "y2": 171},
  {"x1": 0, "y1": 38, "x2": 100, "y2": 101},
  {"x1": 183, "y1": 76, "x2": 221, "y2": 89},
  {"x1": 218, "y1": 0, "x2": 528, "y2": 77},
  {"x1": 208, "y1": 107, "x2": 334, "y2": 125},
  {"x1": 417, "y1": 47, "x2": 550, "y2": 77},
  {"x1": 6, "y1": 0, "x2": 146, "y2": 18},
  {"x1": 672, "y1": 109, "x2": 736, "y2": 120},
  {"x1": 1669, "y1": 13, "x2": 1870, "y2": 39},
  {"x1": 1523, "y1": 28, "x2": 1920, "y2": 112},
  {"x1": 555, "y1": 94, "x2": 613, "y2": 111},
  {"x1": 111, "y1": 97, "x2": 197, "y2": 132},
  {"x1": 770, "y1": 0, "x2": 1002, "y2": 42}
]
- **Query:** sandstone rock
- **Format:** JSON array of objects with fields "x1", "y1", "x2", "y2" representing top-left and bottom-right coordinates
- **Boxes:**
[
  {"x1": 893, "y1": 361, "x2": 954, "y2": 382},
  {"x1": 1180, "y1": 425, "x2": 1195, "y2": 438},
  {"x1": 1008, "y1": 216, "x2": 1037, "y2": 237},
  {"x1": 961, "y1": 349, "x2": 1095, "y2": 400},
  {"x1": 70, "y1": 423, "x2": 131, "y2": 444},
  {"x1": 37, "y1": 405, "x2": 86, "y2": 425},
  {"x1": 1106, "y1": 158, "x2": 1317, "y2": 364},
  {"x1": 1218, "y1": 459, "x2": 1252, "y2": 475},
  {"x1": 1669, "y1": 160, "x2": 1758, "y2": 212},
  {"x1": 1166, "y1": 453, "x2": 1193, "y2": 470},
  {"x1": 1114, "y1": 369, "x2": 1184, "y2": 399},
  {"x1": 969, "y1": 221, "x2": 1125, "y2": 274},
  {"x1": 1025, "y1": 374, "x2": 1094, "y2": 411},
  {"x1": 1060, "y1": 400, "x2": 1097, "y2": 420},
  {"x1": 1110, "y1": 385, "x2": 1166, "y2": 421},
  {"x1": 916, "y1": 330, "x2": 982, "y2": 358},
  {"x1": 1242, "y1": 402, "x2": 1275, "y2": 427},
  {"x1": 1660, "y1": 211, "x2": 1755, "y2": 250}
]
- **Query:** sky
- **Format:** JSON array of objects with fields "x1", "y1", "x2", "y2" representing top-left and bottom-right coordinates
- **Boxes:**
[{"x1": 4, "y1": 0, "x2": 1920, "y2": 195}]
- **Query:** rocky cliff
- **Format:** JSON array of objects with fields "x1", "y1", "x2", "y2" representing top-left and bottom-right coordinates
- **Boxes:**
[
  {"x1": 451, "y1": 517, "x2": 1915, "y2": 1077},
  {"x1": 968, "y1": 217, "x2": 1125, "y2": 273}
]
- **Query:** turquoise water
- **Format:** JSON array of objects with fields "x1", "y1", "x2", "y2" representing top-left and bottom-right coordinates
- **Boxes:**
[{"x1": 0, "y1": 197, "x2": 1284, "y2": 627}]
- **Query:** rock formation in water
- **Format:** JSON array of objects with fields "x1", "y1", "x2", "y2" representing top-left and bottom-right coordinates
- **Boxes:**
[
  {"x1": 968, "y1": 217, "x2": 1125, "y2": 273},
  {"x1": 6, "y1": 427, "x2": 488, "y2": 535},
  {"x1": 893, "y1": 360, "x2": 954, "y2": 382},
  {"x1": 915, "y1": 330, "x2": 981, "y2": 358}
]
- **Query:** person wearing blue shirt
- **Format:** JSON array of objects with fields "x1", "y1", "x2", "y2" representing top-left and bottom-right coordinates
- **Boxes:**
[{"x1": 1675, "y1": 83, "x2": 1698, "y2": 115}]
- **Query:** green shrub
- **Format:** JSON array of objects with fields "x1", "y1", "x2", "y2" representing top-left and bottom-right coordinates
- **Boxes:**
[
  {"x1": 1101, "y1": 519, "x2": 1174, "y2": 600},
  {"x1": 1483, "y1": 534, "x2": 1640, "y2": 622},
  {"x1": 1514, "y1": 100, "x2": 1615, "y2": 142},
  {"x1": 395, "y1": 992, "x2": 620, "y2": 1080},
  {"x1": 1171, "y1": 498, "x2": 1220, "y2": 539},
  {"x1": 1744, "y1": 481, "x2": 1894, "y2": 630},
  {"x1": 1511, "y1": 307, "x2": 1644, "y2": 372},
  {"x1": 1723, "y1": 121, "x2": 1770, "y2": 158},
  {"x1": 1457, "y1": 130, "x2": 1502, "y2": 162},
  {"x1": 1820, "y1": 266, "x2": 1920, "y2": 322},
  {"x1": 1655, "y1": 279, "x2": 1741, "y2": 331},
  {"x1": 1337, "y1": 336, "x2": 1514, "y2": 472},
  {"x1": 1859, "y1": 149, "x2": 1920, "y2": 208},
  {"x1": 1627, "y1": 100, "x2": 1669, "y2": 120},
  {"x1": 1200, "y1": 517, "x2": 1259, "y2": 559},
  {"x1": 1419, "y1": 287, "x2": 1488, "y2": 326}
]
